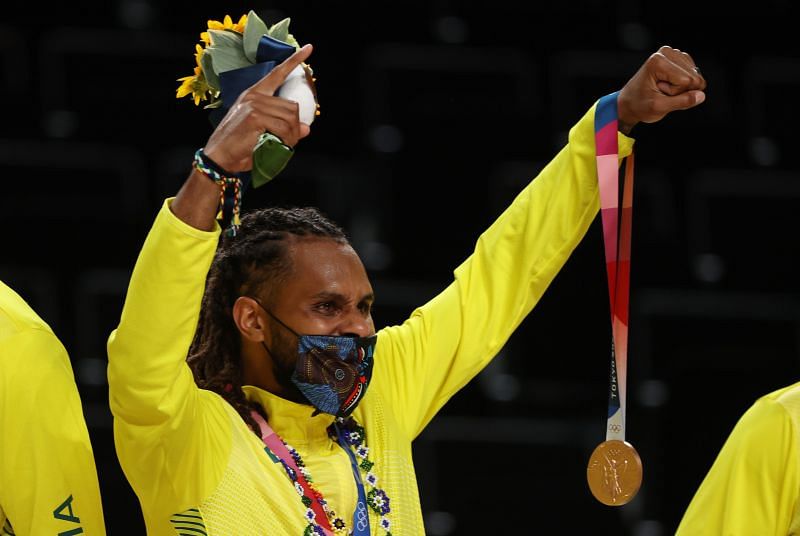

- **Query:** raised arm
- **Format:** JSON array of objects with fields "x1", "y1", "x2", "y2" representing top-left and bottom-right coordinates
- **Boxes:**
[
  {"x1": 106, "y1": 44, "x2": 314, "y2": 510},
  {"x1": 373, "y1": 45, "x2": 707, "y2": 439}
]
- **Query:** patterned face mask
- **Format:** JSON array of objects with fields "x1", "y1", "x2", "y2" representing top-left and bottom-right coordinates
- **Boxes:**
[
  {"x1": 291, "y1": 334, "x2": 376, "y2": 417},
  {"x1": 249, "y1": 297, "x2": 376, "y2": 417}
]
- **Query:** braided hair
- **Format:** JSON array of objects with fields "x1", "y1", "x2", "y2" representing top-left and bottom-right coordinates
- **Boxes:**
[{"x1": 187, "y1": 206, "x2": 348, "y2": 434}]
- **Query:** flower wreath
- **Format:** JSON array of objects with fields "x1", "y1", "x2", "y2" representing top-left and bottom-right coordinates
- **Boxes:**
[{"x1": 177, "y1": 11, "x2": 319, "y2": 208}]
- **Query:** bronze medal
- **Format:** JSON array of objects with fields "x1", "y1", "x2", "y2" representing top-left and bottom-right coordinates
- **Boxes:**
[{"x1": 586, "y1": 439, "x2": 642, "y2": 506}]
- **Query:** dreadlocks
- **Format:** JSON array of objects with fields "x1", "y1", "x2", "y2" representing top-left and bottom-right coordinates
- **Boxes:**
[{"x1": 187, "y1": 206, "x2": 348, "y2": 434}]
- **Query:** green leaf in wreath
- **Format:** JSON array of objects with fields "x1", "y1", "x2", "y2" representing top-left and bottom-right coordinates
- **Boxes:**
[
  {"x1": 205, "y1": 29, "x2": 250, "y2": 74},
  {"x1": 283, "y1": 32, "x2": 300, "y2": 48},
  {"x1": 243, "y1": 10, "x2": 269, "y2": 63},
  {"x1": 267, "y1": 18, "x2": 291, "y2": 43},
  {"x1": 200, "y1": 51, "x2": 221, "y2": 92}
]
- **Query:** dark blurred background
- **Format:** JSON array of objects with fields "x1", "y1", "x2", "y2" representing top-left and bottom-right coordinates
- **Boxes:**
[{"x1": 3, "y1": 1, "x2": 800, "y2": 534}]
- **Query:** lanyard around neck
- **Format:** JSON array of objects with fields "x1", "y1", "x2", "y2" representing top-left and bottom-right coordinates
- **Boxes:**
[
  {"x1": 334, "y1": 423, "x2": 371, "y2": 536},
  {"x1": 594, "y1": 91, "x2": 635, "y2": 442},
  {"x1": 251, "y1": 411, "x2": 371, "y2": 536}
]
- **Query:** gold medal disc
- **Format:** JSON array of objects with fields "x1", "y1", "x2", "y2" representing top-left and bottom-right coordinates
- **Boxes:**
[{"x1": 587, "y1": 439, "x2": 642, "y2": 506}]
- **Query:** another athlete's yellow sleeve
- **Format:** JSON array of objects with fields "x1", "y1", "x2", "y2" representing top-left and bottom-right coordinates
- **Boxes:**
[
  {"x1": 374, "y1": 102, "x2": 634, "y2": 439},
  {"x1": 676, "y1": 397, "x2": 799, "y2": 535},
  {"x1": 0, "y1": 328, "x2": 105, "y2": 535}
]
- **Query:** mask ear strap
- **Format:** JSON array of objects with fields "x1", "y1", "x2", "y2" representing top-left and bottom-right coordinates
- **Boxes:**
[
  {"x1": 260, "y1": 341, "x2": 276, "y2": 359},
  {"x1": 245, "y1": 295, "x2": 301, "y2": 337}
]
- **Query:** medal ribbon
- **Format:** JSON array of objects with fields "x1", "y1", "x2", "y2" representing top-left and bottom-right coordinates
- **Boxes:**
[
  {"x1": 334, "y1": 424, "x2": 371, "y2": 536},
  {"x1": 594, "y1": 92, "x2": 635, "y2": 442},
  {"x1": 251, "y1": 411, "x2": 371, "y2": 535},
  {"x1": 251, "y1": 411, "x2": 333, "y2": 533}
]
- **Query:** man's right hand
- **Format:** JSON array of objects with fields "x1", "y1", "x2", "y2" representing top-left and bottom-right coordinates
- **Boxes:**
[
  {"x1": 203, "y1": 44, "x2": 314, "y2": 173},
  {"x1": 171, "y1": 44, "x2": 314, "y2": 231}
]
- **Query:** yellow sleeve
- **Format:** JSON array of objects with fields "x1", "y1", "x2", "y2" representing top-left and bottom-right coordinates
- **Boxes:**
[
  {"x1": 373, "y1": 102, "x2": 634, "y2": 439},
  {"x1": 676, "y1": 398, "x2": 798, "y2": 535},
  {"x1": 0, "y1": 329, "x2": 105, "y2": 535},
  {"x1": 107, "y1": 199, "x2": 231, "y2": 513}
]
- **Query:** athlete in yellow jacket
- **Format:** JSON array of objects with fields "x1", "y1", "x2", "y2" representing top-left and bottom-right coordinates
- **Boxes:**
[
  {"x1": 0, "y1": 281, "x2": 105, "y2": 535},
  {"x1": 677, "y1": 382, "x2": 800, "y2": 535},
  {"x1": 107, "y1": 44, "x2": 705, "y2": 534}
]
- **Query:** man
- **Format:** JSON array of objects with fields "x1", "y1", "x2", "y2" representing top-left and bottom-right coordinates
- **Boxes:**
[
  {"x1": 107, "y1": 44, "x2": 705, "y2": 534},
  {"x1": 676, "y1": 382, "x2": 800, "y2": 534},
  {"x1": 0, "y1": 281, "x2": 105, "y2": 535}
]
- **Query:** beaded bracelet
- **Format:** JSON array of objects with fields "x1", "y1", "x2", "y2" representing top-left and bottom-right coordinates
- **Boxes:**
[{"x1": 193, "y1": 148, "x2": 242, "y2": 235}]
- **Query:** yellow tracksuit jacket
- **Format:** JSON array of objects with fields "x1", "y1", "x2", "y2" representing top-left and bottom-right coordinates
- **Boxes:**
[
  {"x1": 0, "y1": 281, "x2": 105, "y2": 535},
  {"x1": 107, "y1": 102, "x2": 633, "y2": 535}
]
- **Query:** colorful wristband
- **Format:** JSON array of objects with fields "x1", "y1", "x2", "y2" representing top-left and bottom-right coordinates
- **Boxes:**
[{"x1": 193, "y1": 148, "x2": 242, "y2": 235}]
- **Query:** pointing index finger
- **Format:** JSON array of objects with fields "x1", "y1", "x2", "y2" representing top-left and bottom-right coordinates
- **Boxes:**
[{"x1": 252, "y1": 43, "x2": 313, "y2": 95}]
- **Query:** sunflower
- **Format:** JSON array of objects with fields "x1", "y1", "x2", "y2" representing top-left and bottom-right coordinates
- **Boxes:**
[
  {"x1": 176, "y1": 65, "x2": 212, "y2": 106},
  {"x1": 209, "y1": 14, "x2": 248, "y2": 32},
  {"x1": 176, "y1": 36, "x2": 218, "y2": 105},
  {"x1": 201, "y1": 13, "x2": 247, "y2": 44}
]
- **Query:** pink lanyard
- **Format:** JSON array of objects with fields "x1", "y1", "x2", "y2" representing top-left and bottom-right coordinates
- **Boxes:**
[
  {"x1": 594, "y1": 91, "x2": 635, "y2": 442},
  {"x1": 587, "y1": 92, "x2": 642, "y2": 508},
  {"x1": 251, "y1": 411, "x2": 335, "y2": 535}
]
